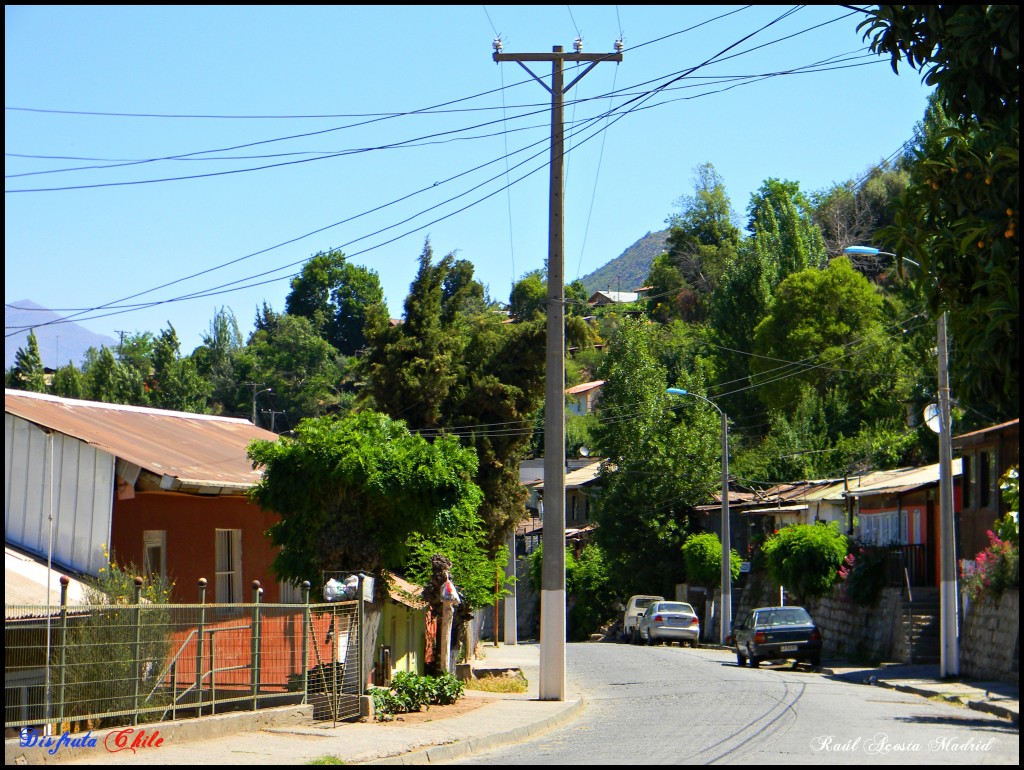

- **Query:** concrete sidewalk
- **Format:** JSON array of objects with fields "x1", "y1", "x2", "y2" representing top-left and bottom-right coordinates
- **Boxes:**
[
  {"x1": 818, "y1": 659, "x2": 1019, "y2": 724},
  {"x1": 31, "y1": 642, "x2": 583, "y2": 766}
]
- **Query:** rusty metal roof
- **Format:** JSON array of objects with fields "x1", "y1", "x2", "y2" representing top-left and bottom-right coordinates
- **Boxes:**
[{"x1": 5, "y1": 390, "x2": 278, "y2": 492}]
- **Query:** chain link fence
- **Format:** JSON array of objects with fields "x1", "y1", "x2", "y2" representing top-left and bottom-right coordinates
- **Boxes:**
[{"x1": 5, "y1": 581, "x2": 363, "y2": 734}]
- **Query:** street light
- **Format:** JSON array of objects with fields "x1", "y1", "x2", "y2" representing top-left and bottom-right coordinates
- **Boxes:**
[
  {"x1": 252, "y1": 387, "x2": 272, "y2": 427},
  {"x1": 666, "y1": 388, "x2": 731, "y2": 644},
  {"x1": 843, "y1": 245, "x2": 958, "y2": 677}
]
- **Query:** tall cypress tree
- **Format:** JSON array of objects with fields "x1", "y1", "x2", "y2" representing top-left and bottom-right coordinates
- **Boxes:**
[{"x1": 11, "y1": 330, "x2": 47, "y2": 392}]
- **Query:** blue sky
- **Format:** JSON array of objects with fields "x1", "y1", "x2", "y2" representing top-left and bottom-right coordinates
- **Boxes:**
[{"x1": 5, "y1": 5, "x2": 933, "y2": 358}]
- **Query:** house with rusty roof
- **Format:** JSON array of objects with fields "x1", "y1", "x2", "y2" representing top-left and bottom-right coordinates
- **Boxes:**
[{"x1": 4, "y1": 389, "x2": 284, "y2": 604}]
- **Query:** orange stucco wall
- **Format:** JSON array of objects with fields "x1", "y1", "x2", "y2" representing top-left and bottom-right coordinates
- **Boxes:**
[{"x1": 110, "y1": 491, "x2": 282, "y2": 603}]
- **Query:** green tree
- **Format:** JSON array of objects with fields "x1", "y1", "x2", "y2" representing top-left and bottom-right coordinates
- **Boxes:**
[
  {"x1": 681, "y1": 532, "x2": 741, "y2": 588},
  {"x1": 749, "y1": 256, "x2": 905, "y2": 426},
  {"x1": 50, "y1": 361, "x2": 85, "y2": 399},
  {"x1": 746, "y1": 178, "x2": 827, "y2": 278},
  {"x1": 663, "y1": 164, "x2": 741, "y2": 319},
  {"x1": 191, "y1": 307, "x2": 245, "y2": 414},
  {"x1": 82, "y1": 345, "x2": 147, "y2": 405},
  {"x1": 285, "y1": 249, "x2": 388, "y2": 356},
  {"x1": 10, "y1": 331, "x2": 47, "y2": 392},
  {"x1": 591, "y1": 318, "x2": 720, "y2": 597},
  {"x1": 247, "y1": 411, "x2": 484, "y2": 583},
  {"x1": 147, "y1": 324, "x2": 210, "y2": 412},
  {"x1": 362, "y1": 241, "x2": 547, "y2": 548},
  {"x1": 508, "y1": 269, "x2": 547, "y2": 321},
  {"x1": 858, "y1": 5, "x2": 1019, "y2": 416},
  {"x1": 645, "y1": 253, "x2": 694, "y2": 323},
  {"x1": 238, "y1": 313, "x2": 349, "y2": 426},
  {"x1": 405, "y1": 516, "x2": 509, "y2": 615},
  {"x1": 528, "y1": 542, "x2": 613, "y2": 641}
]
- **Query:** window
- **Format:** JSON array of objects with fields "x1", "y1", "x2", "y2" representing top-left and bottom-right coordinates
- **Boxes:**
[
  {"x1": 143, "y1": 530, "x2": 166, "y2": 580},
  {"x1": 978, "y1": 450, "x2": 987, "y2": 511},
  {"x1": 215, "y1": 529, "x2": 242, "y2": 603},
  {"x1": 962, "y1": 455, "x2": 973, "y2": 509}
]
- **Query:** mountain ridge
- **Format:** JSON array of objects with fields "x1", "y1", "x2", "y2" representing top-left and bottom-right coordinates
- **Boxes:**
[
  {"x1": 5, "y1": 300, "x2": 118, "y2": 370},
  {"x1": 579, "y1": 229, "x2": 670, "y2": 296}
]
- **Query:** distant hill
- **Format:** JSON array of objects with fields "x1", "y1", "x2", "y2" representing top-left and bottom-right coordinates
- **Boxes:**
[
  {"x1": 580, "y1": 229, "x2": 670, "y2": 296},
  {"x1": 5, "y1": 300, "x2": 117, "y2": 370}
]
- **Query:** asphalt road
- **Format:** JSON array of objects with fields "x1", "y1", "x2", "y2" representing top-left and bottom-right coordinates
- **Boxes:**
[{"x1": 454, "y1": 642, "x2": 1020, "y2": 765}]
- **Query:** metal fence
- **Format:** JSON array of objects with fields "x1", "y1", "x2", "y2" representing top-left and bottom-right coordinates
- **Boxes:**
[{"x1": 4, "y1": 580, "x2": 363, "y2": 733}]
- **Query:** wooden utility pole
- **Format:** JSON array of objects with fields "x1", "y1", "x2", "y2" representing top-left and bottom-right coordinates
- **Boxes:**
[{"x1": 493, "y1": 38, "x2": 621, "y2": 702}]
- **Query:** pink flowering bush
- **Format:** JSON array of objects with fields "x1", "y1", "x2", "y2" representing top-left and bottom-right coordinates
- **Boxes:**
[{"x1": 960, "y1": 528, "x2": 1019, "y2": 602}]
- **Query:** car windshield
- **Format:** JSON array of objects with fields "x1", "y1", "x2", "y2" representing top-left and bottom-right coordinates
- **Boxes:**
[
  {"x1": 756, "y1": 608, "x2": 812, "y2": 626},
  {"x1": 634, "y1": 598, "x2": 657, "y2": 610},
  {"x1": 655, "y1": 603, "x2": 693, "y2": 614}
]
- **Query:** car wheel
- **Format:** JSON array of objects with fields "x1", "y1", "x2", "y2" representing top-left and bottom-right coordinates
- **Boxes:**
[
  {"x1": 736, "y1": 652, "x2": 747, "y2": 667},
  {"x1": 631, "y1": 628, "x2": 641, "y2": 645},
  {"x1": 808, "y1": 654, "x2": 821, "y2": 667},
  {"x1": 750, "y1": 656, "x2": 761, "y2": 668},
  {"x1": 690, "y1": 639, "x2": 699, "y2": 649}
]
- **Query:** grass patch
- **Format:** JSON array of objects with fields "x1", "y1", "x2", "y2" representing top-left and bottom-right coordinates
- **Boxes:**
[
  {"x1": 464, "y1": 672, "x2": 529, "y2": 694},
  {"x1": 307, "y1": 756, "x2": 346, "y2": 765}
]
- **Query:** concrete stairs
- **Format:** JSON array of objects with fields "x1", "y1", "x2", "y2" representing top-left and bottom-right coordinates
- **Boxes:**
[{"x1": 899, "y1": 587, "x2": 941, "y2": 664}]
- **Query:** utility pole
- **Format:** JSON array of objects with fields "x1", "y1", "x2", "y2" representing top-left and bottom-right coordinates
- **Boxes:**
[
  {"x1": 115, "y1": 330, "x2": 128, "y2": 361},
  {"x1": 246, "y1": 383, "x2": 271, "y2": 427},
  {"x1": 937, "y1": 311, "x2": 959, "y2": 677},
  {"x1": 493, "y1": 37, "x2": 622, "y2": 702},
  {"x1": 261, "y1": 409, "x2": 286, "y2": 434}
]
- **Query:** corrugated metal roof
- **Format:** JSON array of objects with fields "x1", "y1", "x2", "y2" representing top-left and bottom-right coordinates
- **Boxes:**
[
  {"x1": 5, "y1": 390, "x2": 278, "y2": 491},
  {"x1": 953, "y1": 418, "x2": 1018, "y2": 443},
  {"x1": 5, "y1": 545, "x2": 94, "y2": 619},
  {"x1": 536, "y1": 460, "x2": 602, "y2": 490},
  {"x1": 843, "y1": 459, "x2": 961, "y2": 497},
  {"x1": 384, "y1": 571, "x2": 428, "y2": 610},
  {"x1": 565, "y1": 380, "x2": 605, "y2": 395}
]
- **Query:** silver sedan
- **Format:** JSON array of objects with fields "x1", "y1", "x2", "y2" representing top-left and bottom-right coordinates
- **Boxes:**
[{"x1": 637, "y1": 601, "x2": 700, "y2": 647}]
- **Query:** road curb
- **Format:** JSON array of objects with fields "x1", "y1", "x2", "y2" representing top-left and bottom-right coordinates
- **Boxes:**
[
  {"x1": 364, "y1": 695, "x2": 587, "y2": 765},
  {"x1": 841, "y1": 677, "x2": 1018, "y2": 724}
]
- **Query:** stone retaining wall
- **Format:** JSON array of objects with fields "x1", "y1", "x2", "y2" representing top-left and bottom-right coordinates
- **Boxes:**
[
  {"x1": 960, "y1": 588, "x2": 1019, "y2": 685},
  {"x1": 738, "y1": 572, "x2": 1019, "y2": 683}
]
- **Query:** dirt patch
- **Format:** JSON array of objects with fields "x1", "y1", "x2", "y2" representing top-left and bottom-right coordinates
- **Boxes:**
[{"x1": 379, "y1": 695, "x2": 497, "y2": 725}]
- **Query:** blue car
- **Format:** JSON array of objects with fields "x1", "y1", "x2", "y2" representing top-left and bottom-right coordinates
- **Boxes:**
[{"x1": 730, "y1": 606, "x2": 822, "y2": 668}]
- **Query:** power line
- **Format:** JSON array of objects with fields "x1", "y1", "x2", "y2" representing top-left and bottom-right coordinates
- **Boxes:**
[{"x1": 7, "y1": 9, "x2": 890, "y2": 335}]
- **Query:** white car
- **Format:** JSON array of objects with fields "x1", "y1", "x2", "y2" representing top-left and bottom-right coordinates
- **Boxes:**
[
  {"x1": 622, "y1": 594, "x2": 665, "y2": 642},
  {"x1": 637, "y1": 601, "x2": 701, "y2": 647}
]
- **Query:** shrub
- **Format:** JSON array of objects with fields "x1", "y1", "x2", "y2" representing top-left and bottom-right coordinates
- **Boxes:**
[
  {"x1": 960, "y1": 530, "x2": 1019, "y2": 602},
  {"x1": 432, "y1": 672, "x2": 465, "y2": 705},
  {"x1": 62, "y1": 548, "x2": 175, "y2": 726},
  {"x1": 681, "y1": 532, "x2": 741, "y2": 587},
  {"x1": 761, "y1": 523, "x2": 848, "y2": 600},
  {"x1": 372, "y1": 671, "x2": 465, "y2": 720},
  {"x1": 841, "y1": 547, "x2": 889, "y2": 605}
]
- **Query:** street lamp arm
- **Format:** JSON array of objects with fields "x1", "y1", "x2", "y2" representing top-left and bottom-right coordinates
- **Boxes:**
[{"x1": 665, "y1": 387, "x2": 723, "y2": 417}]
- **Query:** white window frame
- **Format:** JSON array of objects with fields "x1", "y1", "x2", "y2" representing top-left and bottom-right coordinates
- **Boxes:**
[
  {"x1": 143, "y1": 530, "x2": 167, "y2": 580},
  {"x1": 215, "y1": 529, "x2": 243, "y2": 603}
]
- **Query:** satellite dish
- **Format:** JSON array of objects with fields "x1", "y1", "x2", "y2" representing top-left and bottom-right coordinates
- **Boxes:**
[{"x1": 923, "y1": 403, "x2": 941, "y2": 434}]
